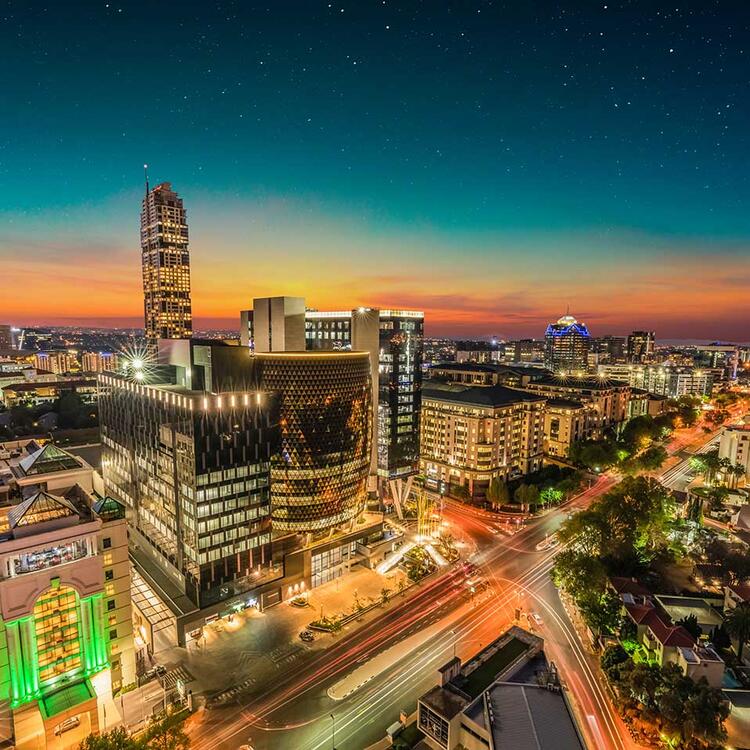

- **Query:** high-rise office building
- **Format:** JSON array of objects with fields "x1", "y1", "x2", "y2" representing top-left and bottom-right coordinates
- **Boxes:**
[
  {"x1": 304, "y1": 307, "x2": 423, "y2": 512},
  {"x1": 99, "y1": 339, "x2": 383, "y2": 644},
  {"x1": 543, "y1": 313, "x2": 591, "y2": 373},
  {"x1": 242, "y1": 299, "x2": 424, "y2": 514},
  {"x1": 99, "y1": 351, "x2": 279, "y2": 623},
  {"x1": 252, "y1": 352, "x2": 372, "y2": 532},
  {"x1": 0, "y1": 325, "x2": 13, "y2": 351},
  {"x1": 140, "y1": 180, "x2": 192, "y2": 344},
  {"x1": 627, "y1": 331, "x2": 655, "y2": 364},
  {"x1": 592, "y1": 335, "x2": 627, "y2": 364}
]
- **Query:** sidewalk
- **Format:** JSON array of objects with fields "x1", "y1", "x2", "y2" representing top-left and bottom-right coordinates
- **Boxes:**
[{"x1": 155, "y1": 564, "x2": 417, "y2": 697}]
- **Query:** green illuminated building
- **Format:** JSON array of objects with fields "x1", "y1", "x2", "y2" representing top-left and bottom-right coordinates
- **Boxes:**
[{"x1": 0, "y1": 487, "x2": 134, "y2": 748}]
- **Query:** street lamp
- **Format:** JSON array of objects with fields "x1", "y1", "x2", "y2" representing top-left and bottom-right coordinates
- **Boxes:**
[{"x1": 330, "y1": 713, "x2": 336, "y2": 749}]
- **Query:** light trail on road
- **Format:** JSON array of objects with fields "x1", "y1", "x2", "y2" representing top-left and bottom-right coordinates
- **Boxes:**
[{"x1": 188, "y1": 473, "x2": 626, "y2": 750}]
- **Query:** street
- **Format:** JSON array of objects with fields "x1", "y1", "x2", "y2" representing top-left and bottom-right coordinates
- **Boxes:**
[{"x1": 186, "y1": 474, "x2": 633, "y2": 750}]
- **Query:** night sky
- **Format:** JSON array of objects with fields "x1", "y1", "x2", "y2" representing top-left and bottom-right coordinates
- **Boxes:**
[{"x1": 2, "y1": 1, "x2": 748, "y2": 339}]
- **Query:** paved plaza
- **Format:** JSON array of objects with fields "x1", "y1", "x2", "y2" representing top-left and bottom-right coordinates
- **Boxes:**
[{"x1": 158, "y1": 565, "x2": 411, "y2": 696}]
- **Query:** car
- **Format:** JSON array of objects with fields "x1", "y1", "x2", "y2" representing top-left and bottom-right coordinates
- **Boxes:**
[
  {"x1": 54, "y1": 717, "x2": 80, "y2": 736},
  {"x1": 529, "y1": 612, "x2": 543, "y2": 626},
  {"x1": 299, "y1": 630, "x2": 315, "y2": 642},
  {"x1": 535, "y1": 533, "x2": 560, "y2": 551}
]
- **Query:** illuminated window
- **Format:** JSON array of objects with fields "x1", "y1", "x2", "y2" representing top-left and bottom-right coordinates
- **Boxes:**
[{"x1": 34, "y1": 586, "x2": 81, "y2": 684}]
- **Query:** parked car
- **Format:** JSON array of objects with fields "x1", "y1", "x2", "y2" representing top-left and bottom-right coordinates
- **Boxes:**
[
  {"x1": 529, "y1": 612, "x2": 543, "y2": 626},
  {"x1": 299, "y1": 630, "x2": 315, "y2": 642}
]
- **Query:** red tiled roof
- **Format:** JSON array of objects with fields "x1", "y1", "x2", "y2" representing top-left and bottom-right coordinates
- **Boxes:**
[
  {"x1": 647, "y1": 617, "x2": 695, "y2": 648},
  {"x1": 624, "y1": 603, "x2": 658, "y2": 625}
]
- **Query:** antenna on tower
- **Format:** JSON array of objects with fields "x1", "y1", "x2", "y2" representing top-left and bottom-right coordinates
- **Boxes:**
[{"x1": 144, "y1": 163, "x2": 150, "y2": 195}]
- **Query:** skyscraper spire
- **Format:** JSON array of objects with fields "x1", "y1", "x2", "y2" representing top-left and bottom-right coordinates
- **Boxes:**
[{"x1": 143, "y1": 163, "x2": 149, "y2": 195}]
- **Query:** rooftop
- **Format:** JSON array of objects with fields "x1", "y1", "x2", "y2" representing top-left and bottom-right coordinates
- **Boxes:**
[
  {"x1": 423, "y1": 384, "x2": 545, "y2": 409},
  {"x1": 529, "y1": 374, "x2": 630, "y2": 390},
  {"x1": 654, "y1": 595, "x2": 724, "y2": 630},
  {"x1": 484, "y1": 683, "x2": 585, "y2": 750}
]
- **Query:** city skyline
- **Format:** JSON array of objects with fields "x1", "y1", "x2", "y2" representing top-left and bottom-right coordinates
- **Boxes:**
[{"x1": 2, "y1": 1, "x2": 748, "y2": 339}]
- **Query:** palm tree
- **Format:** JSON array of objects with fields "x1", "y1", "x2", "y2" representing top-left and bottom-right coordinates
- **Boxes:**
[{"x1": 725, "y1": 602, "x2": 750, "y2": 662}]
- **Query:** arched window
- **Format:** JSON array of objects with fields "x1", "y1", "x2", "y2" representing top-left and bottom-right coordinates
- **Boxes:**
[{"x1": 34, "y1": 586, "x2": 82, "y2": 684}]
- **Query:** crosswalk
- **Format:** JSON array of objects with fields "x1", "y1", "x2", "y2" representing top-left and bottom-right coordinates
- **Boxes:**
[{"x1": 160, "y1": 665, "x2": 194, "y2": 690}]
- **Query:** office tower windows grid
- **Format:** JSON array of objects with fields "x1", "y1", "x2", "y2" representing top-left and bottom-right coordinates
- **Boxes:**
[
  {"x1": 544, "y1": 314, "x2": 591, "y2": 373},
  {"x1": 378, "y1": 314, "x2": 423, "y2": 480},
  {"x1": 140, "y1": 182, "x2": 192, "y2": 343},
  {"x1": 99, "y1": 378, "x2": 277, "y2": 608}
]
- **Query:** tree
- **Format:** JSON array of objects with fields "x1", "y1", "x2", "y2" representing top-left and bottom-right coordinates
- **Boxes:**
[
  {"x1": 725, "y1": 603, "x2": 750, "y2": 662},
  {"x1": 513, "y1": 483, "x2": 539, "y2": 512},
  {"x1": 486, "y1": 477, "x2": 510, "y2": 509},
  {"x1": 676, "y1": 613, "x2": 702, "y2": 640},
  {"x1": 78, "y1": 729, "x2": 140, "y2": 750},
  {"x1": 142, "y1": 710, "x2": 190, "y2": 750},
  {"x1": 635, "y1": 445, "x2": 667, "y2": 471},
  {"x1": 600, "y1": 643, "x2": 629, "y2": 679},
  {"x1": 571, "y1": 439, "x2": 619, "y2": 471},
  {"x1": 577, "y1": 590, "x2": 621, "y2": 635},
  {"x1": 539, "y1": 487, "x2": 563, "y2": 508},
  {"x1": 551, "y1": 549, "x2": 608, "y2": 600},
  {"x1": 56, "y1": 390, "x2": 85, "y2": 429}
]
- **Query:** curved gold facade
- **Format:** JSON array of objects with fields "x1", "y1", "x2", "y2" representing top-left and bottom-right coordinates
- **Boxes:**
[{"x1": 255, "y1": 352, "x2": 372, "y2": 533}]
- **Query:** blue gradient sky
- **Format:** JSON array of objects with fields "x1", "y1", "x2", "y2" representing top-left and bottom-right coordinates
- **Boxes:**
[{"x1": 1, "y1": 1, "x2": 748, "y2": 338}]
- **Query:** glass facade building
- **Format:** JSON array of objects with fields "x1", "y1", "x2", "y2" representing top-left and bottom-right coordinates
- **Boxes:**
[
  {"x1": 376, "y1": 310, "x2": 424, "y2": 482},
  {"x1": 99, "y1": 375, "x2": 280, "y2": 608},
  {"x1": 304, "y1": 308, "x2": 424, "y2": 489},
  {"x1": 251, "y1": 352, "x2": 372, "y2": 533}
]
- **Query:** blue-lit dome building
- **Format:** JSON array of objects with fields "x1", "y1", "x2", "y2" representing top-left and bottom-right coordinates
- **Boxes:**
[{"x1": 544, "y1": 313, "x2": 591, "y2": 373}]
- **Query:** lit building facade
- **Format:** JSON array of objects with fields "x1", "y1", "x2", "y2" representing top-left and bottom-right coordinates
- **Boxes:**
[
  {"x1": 544, "y1": 314, "x2": 591, "y2": 373},
  {"x1": 140, "y1": 181, "x2": 192, "y2": 344},
  {"x1": 99, "y1": 340, "x2": 381, "y2": 644},
  {"x1": 0, "y1": 489, "x2": 134, "y2": 749},
  {"x1": 420, "y1": 385, "x2": 545, "y2": 498},
  {"x1": 522, "y1": 375, "x2": 630, "y2": 434},
  {"x1": 81, "y1": 352, "x2": 118, "y2": 374},
  {"x1": 627, "y1": 331, "x2": 655, "y2": 364},
  {"x1": 304, "y1": 307, "x2": 423, "y2": 510},
  {"x1": 241, "y1": 300, "x2": 424, "y2": 512},
  {"x1": 543, "y1": 399, "x2": 590, "y2": 458},
  {"x1": 99, "y1": 370, "x2": 279, "y2": 616},
  {"x1": 597, "y1": 364, "x2": 713, "y2": 398},
  {"x1": 719, "y1": 426, "x2": 750, "y2": 481},
  {"x1": 592, "y1": 335, "x2": 627, "y2": 364},
  {"x1": 251, "y1": 352, "x2": 372, "y2": 532},
  {"x1": 33, "y1": 351, "x2": 73, "y2": 375}
]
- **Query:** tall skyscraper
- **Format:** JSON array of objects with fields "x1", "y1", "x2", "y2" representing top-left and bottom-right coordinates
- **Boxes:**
[
  {"x1": 544, "y1": 313, "x2": 591, "y2": 373},
  {"x1": 304, "y1": 306, "x2": 424, "y2": 513},
  {"x1": 241, "y1": 298, "x2": 424, "y2": 515},
  {"x1": 627, "y1": 330, "x2": 655, "y2": 364},
  {"x1": 140, "y1": 177, "x2": 192, "y2": 344}
]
